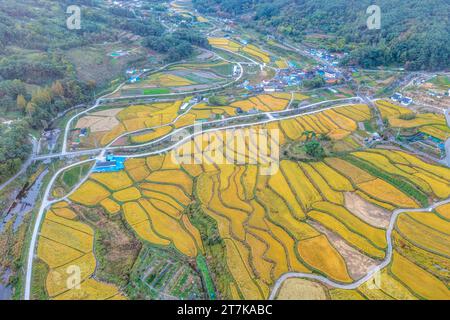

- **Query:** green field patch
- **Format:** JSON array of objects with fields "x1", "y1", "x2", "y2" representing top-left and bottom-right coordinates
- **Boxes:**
[{"x1": 143, "y1": 88, "x2": 171, "y2": 95}]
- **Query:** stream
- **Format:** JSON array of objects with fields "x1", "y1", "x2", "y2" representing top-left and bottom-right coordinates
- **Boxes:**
[{"x1": 0, "y1": 169, "x2": 49, "y2": 234}]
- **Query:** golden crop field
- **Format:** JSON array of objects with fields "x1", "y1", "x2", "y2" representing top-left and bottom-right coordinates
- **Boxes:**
[
  {"x1": 208, "y1": 37, "x2": 242, "y2": 52},
  {"x1": 325, "y1": 158, "x2": 376, "y2": 184},
  {"x1": 396, "y1": 214, "x2": 450, "y2": 256},
  {"x1": 113, "y1": 187, "x2": 142, "y2": 202},
  {"x1": 312, "y1": 202, "x2": 387, "y2": 249},
  {"x1": 242, "y1": 45, "x2": 271, "y2": 63},
  {"x1": 435, "y1": 203, "x2": 450, "y2": 220},
  {"x1": 419, "y1": 125, "x2": 450, "y2": 141},
  {"x1": 357, "y1": 179, "x2": 418, "y2": 208},
  {"x1": 140, "y1": 198, "x2": 198, "y2": 257},
  {"x1": 299, "y1": 163, "x2": 344, "y2": 205},
  {"x1": 69, "y1": 180, "x2": 111, "y2": 206},
  {"x1": 125, "y1": 158, "x2": 150, "y2": 182},
  {"x1": 280, "y1": 161, "x2": 322, "y2": 210},
  {"x1": 275, "y1": 60, "x2": 289, "y2": 69},
  {"x1": 297, "y1": 235, "x2": 352, "y2": 283},
  {"x1": 100, "y1": 198, "x2": 121, "y2": 215},
  {"x1": 334, "y1": 104, "x2": 371, "y2": 122},
  {"x1": 91, "y1": 171, "x2": 133, "y2": 191},
  {"x1": 351, "y1": 151, "x2": 432, "y2": 194},
  {"x1": 37, "y1": 203, "x2": 122, "y2": 300},
  {"x1": 54, "y1": 279, "x2": 125, "y2": 300},
  {"x1": 38, "y1": 237, "x2": 84, "y2": 268},
  {"x1": 130, "y1": 126, "x2": 173, "y2": 144},
  {"x1": 307, "y1": 210, "x2": 385, "y2": 259},
  {"x1": 146, "y1": 170, "x2": 193, "y2": 195},
  {"x1": 208, "y1": 37, "x2": 271, "y2": 63},
  {"x1": 375, "y1": 100, "x2": 412, "y2": 119},
  {"x1": 309, "y1": 162, "x2": 354, "y2": 192},
  {"x1": 146, "y1": 73, "x2": 194, "y2": 87},
  {"x1": 390, "y1": 252, "x2": 450, "y2": 300},
  {"x1": 52, "y1": 207, "x2": 77, "y2": 219}
]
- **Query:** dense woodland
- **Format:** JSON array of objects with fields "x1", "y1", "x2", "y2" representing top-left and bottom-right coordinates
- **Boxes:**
[
  {"x1": 0, "y1": 123, "x2": 31, "y2": 184},
  {"x1": 193, "y1": 0, "x2": 450, "y2": 71},
  {"x1": 0, "y1": 0, "x2": 207, "y2": 183}
]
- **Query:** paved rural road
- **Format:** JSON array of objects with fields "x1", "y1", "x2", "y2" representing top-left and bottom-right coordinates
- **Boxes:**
[
  {"x1": 268, "y1": 197, "x2": 450, "y2": 299},
  {"x1": 444, "y1": 108, "x2": 450, "y2": 167}
]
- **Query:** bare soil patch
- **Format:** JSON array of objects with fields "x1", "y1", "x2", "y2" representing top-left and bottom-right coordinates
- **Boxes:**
[
  {"x1": 76, "y1": 112, "x2": 121, "y2": 133},
  {"x1": 344, "y1": 192, "x2": 391, "y2": 228},
  {"x1": 90, "y1": 117, "x2": 120, "y2": 133},
  {"x1": 91, "y1": 108, "x2": 123, "y2": 117}
]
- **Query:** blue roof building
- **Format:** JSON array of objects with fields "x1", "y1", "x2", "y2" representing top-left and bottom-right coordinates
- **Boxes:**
[{"x1": 93, "y1": 155, "x2": 126, "y2": 173}]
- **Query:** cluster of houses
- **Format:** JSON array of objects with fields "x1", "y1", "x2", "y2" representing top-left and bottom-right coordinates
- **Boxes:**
[
  {"x1": 242, "y1": 64, "x2": 342, "y2": 93},
  {"x1": 400, "y1": 132, "x2": 446, "y2": 158},
  {"x1": 426, "y1": 89, "x2": 450, "y2": 99},
  {"x1": 126, "y1": 68, "x2": 150, "y2": 83},
  {"x1": 126, "y1": 68, "x2": 141, "y2": 83},
  {"x1": 70, "y1": 128, "x2": 88, "y2": 148},
  {"x1": 106, "y1": 0, "x2": 143, "y2": 10},
  {"x1": 391, "y1": 92, "x2": 413, "y2": 106},
  {"x1": 307, "y1": 49, "x2": 345, "y2": 67}
]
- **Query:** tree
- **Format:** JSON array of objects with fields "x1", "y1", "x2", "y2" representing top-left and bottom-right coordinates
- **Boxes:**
[
  {"x1": 305, "y1": 141, "x2": 325, "y2": 159},
  {"x1": 16, "y1": 94, "x2": 27, "y2": 112},
  {"x1": 51, "y1": 80, "x2": 64, "y2": 97},
  {"x1": 25, "y1": 102, "x2": 36, "y2": 117},
  {"x1": 303, "y1": 76, "x2": 325, "y2": 89}
]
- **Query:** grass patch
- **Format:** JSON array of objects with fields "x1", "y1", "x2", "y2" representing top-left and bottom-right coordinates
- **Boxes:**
[
  {"x1": 143, "y1": 88, "x2": 171, "y2": 95},
  {"x1": 196, "y1": 254, "x2": 216, "y2": 299},
  {"x1": 62, "y1": 163, "x2": 91, "y2": 189},
  {"x1": 364, "y1": 120, "x2": 375, "y2": 133},
  {"x1": 30, "y1": 259, "x2": 49, "y2": 300}
]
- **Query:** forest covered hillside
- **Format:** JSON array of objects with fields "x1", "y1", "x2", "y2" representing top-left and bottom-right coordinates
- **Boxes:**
[{"x1": 193, "y1": 0, "x2": 450, "y2": 71}]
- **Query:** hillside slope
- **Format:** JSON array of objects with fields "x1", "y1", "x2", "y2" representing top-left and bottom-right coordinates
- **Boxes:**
[{"x1": 193, "y1": 0, "x2": 450, "y2": 71}]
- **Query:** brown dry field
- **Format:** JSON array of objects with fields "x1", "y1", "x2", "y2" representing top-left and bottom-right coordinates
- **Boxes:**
[{"x1": 344, "y1": 192, "x2": 391, "y2": 228}]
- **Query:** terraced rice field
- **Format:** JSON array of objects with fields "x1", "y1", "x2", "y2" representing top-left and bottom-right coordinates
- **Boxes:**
[
  {"x1": 37, "y1": 203, "x2": 124, "y2": 300},
  {"x1": 208, "y1": 37, "x2": 271, "y2": 63},
  {"x1": 375, "y1": 100, "x2": 450, "y2": 141},
  {"x1": 40, "y1": 101, "x2": 450, "y2": 300},
  {"x1": 331, "y1": 209, "x2": 450, "y2": 300}
]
